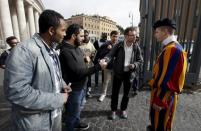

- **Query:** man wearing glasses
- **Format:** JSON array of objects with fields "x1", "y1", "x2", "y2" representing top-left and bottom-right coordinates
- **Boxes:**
[
  {"x1": 102, "y1": 27, "x2": 143, "y2": 120},
  {"x1": 0, "y1": 36, "x2": 19, "y2": 69}
]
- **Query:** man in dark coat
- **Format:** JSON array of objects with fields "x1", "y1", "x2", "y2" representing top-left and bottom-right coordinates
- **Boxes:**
[
  {"x1": 103, "y1": 27, "x2": 143, "y2": 120},
  {"x1": 93, "y1": 33, "x2": 107, "y2": 87},
  {"x1": 94, "y1": 30, "x2": 119, "y2": 102},
  {"x1": 59, "y1": 24, "x2": 106, "y2": 131}
]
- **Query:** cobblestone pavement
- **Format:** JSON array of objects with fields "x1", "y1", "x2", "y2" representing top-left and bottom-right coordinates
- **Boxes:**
[
  {"x1": 1, "y1": 71, "x2": 201, "y2": 131},
  {"x1": 78, "y1": 86, "x2": 201, "y2": 131}
]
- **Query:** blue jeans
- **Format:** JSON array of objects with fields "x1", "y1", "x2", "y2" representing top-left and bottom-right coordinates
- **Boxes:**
[
  {"x1": 81, "y1": 80, "x2": 88, "y2": 110},
  {"x1": 65, "y1": 89, "x2": 85, "y2": 131}
]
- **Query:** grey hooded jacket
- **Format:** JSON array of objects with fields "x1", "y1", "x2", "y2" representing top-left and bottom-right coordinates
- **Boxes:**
[{"x1": 3, "y1": 33, "x2": 66, "y2": 131}]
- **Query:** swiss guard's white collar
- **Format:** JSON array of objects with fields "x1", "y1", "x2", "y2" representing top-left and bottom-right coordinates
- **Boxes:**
[{"x1": 162, "y1": 35, "x2": 178, "y2": 47}]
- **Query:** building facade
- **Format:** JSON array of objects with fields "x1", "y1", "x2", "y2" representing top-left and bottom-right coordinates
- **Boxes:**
[
  {"x1": 65, "y1": 14, "x2": 118, "y2": 40},
  {"x1": 0, "y1": 0, "x2": 44, "y2": 50}
]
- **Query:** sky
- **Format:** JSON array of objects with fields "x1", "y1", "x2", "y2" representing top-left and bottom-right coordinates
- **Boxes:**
[{"x1": 42, "y1": 0, "x2": 140, "y2": 29}]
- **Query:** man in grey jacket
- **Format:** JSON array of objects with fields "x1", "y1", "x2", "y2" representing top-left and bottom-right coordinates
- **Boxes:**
[{"x1": 4, "y1": 10, "x2": 70, "y2": 131}]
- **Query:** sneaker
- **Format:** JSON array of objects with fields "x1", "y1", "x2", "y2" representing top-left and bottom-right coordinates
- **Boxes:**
[
  {"x1": 120, "y1": 111, "x2": 128, "y2": 119},
  {"x1": 74, "y1": 122, "x2": 89, "y2": 130},
  {"x1": 108, "y1": 111, "x2": 117, "y2": 120},
  {"x1": 98, "y1": 94, "x2": 106, "y2": 102},
  {"x1": 88, "y1": 87, "x2": 92, "y2": 92}
]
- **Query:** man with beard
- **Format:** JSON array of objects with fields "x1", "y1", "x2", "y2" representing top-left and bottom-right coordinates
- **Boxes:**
[
  {"x1": 59, "y1": 24, "x2": 106, "y2": 131},
  {"x1": 4, "y1": 10, "x2": 70, "y2": 131},
  {"x1": 79, "y1": 30, "x2": 96, "y2": 98}
]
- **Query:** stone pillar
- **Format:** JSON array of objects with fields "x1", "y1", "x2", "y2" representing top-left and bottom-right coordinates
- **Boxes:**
[
  {"x1": 16, "y1": 0, "x2": 27, "y2": 41},
  {"x1": 0, "y1": 0, "x2": 13, "y2": 39},
  {"x1": 27, "y1": 4, "x2": 35, "y2": 36},
  {"x1": 34, "y1": 11, "x2": 39, "y2": 33},
  {"x1": 10, "y1": 2, "x2": 20, "y2": 41},
  {"x1": 26, "y1": 19, "x2": 30, "y2": 37}
]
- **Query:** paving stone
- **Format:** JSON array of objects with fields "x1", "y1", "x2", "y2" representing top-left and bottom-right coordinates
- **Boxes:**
[{"x1": 1, "y1": 72, "x2": 201, "y2": 130}]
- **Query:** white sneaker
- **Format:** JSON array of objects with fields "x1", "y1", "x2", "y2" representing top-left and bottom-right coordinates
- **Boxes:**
[{"x1": 98, "y1": 94, "x2": 106, "y2": 102}]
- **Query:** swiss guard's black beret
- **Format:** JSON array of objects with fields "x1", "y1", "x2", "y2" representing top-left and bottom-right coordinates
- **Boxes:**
[{"x1": 153, "y1": 18, "x2": 176, "y2": 30}]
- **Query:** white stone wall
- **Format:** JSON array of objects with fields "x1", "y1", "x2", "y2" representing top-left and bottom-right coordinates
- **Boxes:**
[{"x1": 0, "y1": 0, "x2": 44, "y2": 45}]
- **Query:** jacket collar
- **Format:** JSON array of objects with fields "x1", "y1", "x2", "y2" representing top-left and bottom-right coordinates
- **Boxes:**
[
  {"x1": 32, "y1": 33, "x2": 56, "y2": 89},
  {"x1": 33, "y1": 33, "x2": 47, "y2": 48}
]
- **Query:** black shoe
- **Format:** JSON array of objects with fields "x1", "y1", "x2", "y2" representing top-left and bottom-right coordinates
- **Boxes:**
[
  {"x1": 108, "y1": 111, "x2": 117, "y2": 120},
  {"x1": 120, "y1": 111, "x2": 128, "y2": 119},
  {"x1": 146, "y1": 125, "x2": 153, "y2": 131},
  {"x1": 74, "y1": 122, "x2": 89, "y2": 130}
]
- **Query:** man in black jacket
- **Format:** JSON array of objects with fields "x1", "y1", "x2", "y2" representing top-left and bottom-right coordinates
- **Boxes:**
[
  {"x1": 93, "y1": 33, "x2": 107, "y2": 87},
  {"x1": 94, "y1": 30, "x2": 119, "y2": 102},
  {"x1": 59, "y1": 24, "x2": 106, "y2": 131},
  {"x1": 103, "y1": 27, "x2": 143, "y2": 120}
]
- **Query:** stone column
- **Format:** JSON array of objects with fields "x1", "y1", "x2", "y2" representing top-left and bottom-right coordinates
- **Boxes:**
[
  {"x1": 34, "y1": 11, "x2": 39, "y2": 33},
  {"x1": 10, "y1": 2, "x2": 20, "y2": 41},
  {"x1": 26, "y1": 19, "x2": 30, "y2": 37},
  {"x1": 16, "y1": 0, "x2": 27, "y2": 41},
  {"x1": 27, "y1": 4, "x2": 35, "y2": 36},
  {"x1": 0, "y1": 0, "x2": 13, "y2": 39}
]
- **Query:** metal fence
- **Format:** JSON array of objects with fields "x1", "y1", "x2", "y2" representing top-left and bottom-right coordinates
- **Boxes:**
[{"x1": 139, "y1": 0, "x2": 201, "y2": 85}]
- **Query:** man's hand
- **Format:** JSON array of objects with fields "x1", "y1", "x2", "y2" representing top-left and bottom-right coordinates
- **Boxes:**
[
  {"x1": 152, "y1": 103, "x2": 163, "y2": 111},
  {"x1": 62, "y1": 83, "x2": 72, "y2": 103},
  {"x1": 84, "y1": 56, "x2": 91, "y2": 63},
  {"x1": 0, "y1": 65, "x2": 5, "y2": 69},
  {"x1": 62, "y1": 92, "x2": 68, "y2": 103},
  {"x1": 128, "y1": 64, "x2": 135, "y2": 70},
  {"x1": 107, "y1": 45, "x2": 112, "y2": 49},
  {"x1": 99, "y1": 59, "x2": 107, "y2": 70},
  {"x1": 63, "y1": 83, "x2": 72, "y2": 93}
]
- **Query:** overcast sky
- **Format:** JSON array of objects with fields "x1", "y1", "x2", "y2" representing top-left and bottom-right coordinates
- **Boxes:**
[{"x1": 42, "y1": 0, "x2": 140, "y2": 29}]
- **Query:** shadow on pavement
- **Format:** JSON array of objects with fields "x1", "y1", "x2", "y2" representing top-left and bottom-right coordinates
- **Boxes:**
[{"x1": 81, "y1": 110, "x2": 110, "y2": 118}]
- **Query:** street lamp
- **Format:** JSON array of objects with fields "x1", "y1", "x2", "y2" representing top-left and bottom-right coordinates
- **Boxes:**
[{"x1": 129, "y1": 12, "x2": 134, "y2": 27}]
